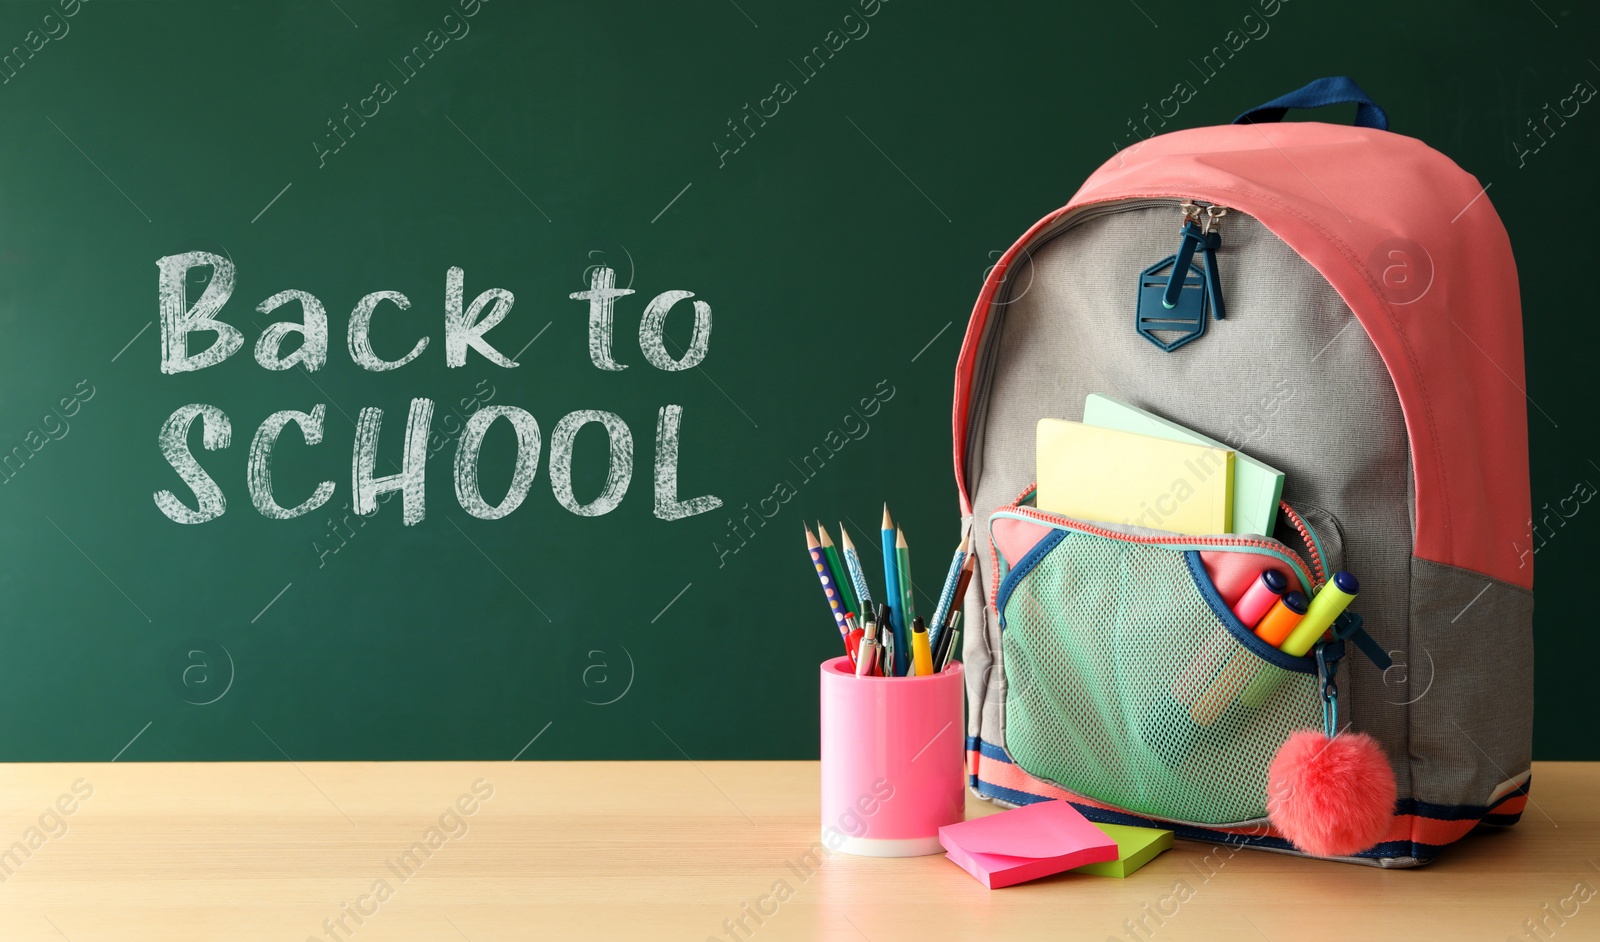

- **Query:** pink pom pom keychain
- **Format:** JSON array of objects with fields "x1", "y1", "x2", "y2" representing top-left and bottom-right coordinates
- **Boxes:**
[{"x1": 1265, "y1": 630, "x2": 1397, "y2": 858}]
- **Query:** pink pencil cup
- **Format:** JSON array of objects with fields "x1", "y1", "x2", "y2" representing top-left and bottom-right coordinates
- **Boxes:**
[{"x1": 819, "y1": 656, "x2": 966, "y2": 857}]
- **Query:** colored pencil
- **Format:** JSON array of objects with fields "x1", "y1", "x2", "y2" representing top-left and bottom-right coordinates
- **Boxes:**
[
  {"x1": 816, "y1": 524, "x2": 859, "y2": 617},
  {"x1": 881, "y1": 505, "x2": 904, "y2": 675},
  {"x1": 928, "y1": 531, "x2": 970, "y2": 650},
  {"x1": 805, "y1": 525, "x2": 850, "y2": 643},
  {"x1": 837, "y1": 523, "x2": 875, "y2": 615},
  {"x1": 895, "y1": 527, "x2": 916, "y2": 676}
]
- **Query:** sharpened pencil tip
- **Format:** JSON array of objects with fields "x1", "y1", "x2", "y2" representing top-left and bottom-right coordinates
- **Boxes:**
[
  {"x1": 896, "y1": 527, "x2": 908, "y2": 549},
  {"x1": 882, "y1": 504, "x2": 893, "y2": 529}
]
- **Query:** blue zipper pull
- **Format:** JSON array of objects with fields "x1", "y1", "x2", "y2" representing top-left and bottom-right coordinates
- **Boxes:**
[
  {"x1": 1331, "y1": 611, "x2": 1391, "y2": 670},
  {"x1": 1201, "y1": 205, "x2": 1227, "y2": 320},
  {"x1": 1162, "y1": 202, "x2": 1206, "y2": 310}
]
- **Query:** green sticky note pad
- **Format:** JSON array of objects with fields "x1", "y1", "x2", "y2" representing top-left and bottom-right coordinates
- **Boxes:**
[{"x1": 1071, "y1": 824, "x2": 1174, "y2": 878}]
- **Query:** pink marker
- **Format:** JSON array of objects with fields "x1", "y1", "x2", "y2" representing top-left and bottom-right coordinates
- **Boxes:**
[{"x1": 1231, "y1": 569, "x2": 1288, "y2": 628}]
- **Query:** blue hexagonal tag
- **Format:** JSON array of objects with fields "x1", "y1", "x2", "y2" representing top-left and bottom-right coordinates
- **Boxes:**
[{"x1": 1136, "y1": 255, "x2": 1210, "y2": 352}]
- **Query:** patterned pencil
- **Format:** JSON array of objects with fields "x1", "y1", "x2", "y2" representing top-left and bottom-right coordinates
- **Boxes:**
[
  {"x1": 933, "y1": 554, "x2": 975, "y2": 655},
  {"x1": 817, "y1": 524, "x2": 860, "y2": 617},
  {"x1": 837, "y1": 522, "x2": 875, "y2": 615},
  {"x1": 805, "y1": 525, "x2": 850, "y2": 643},
  {"x1": 928, "y1": 531, "x2": 970, "y2": 651}
]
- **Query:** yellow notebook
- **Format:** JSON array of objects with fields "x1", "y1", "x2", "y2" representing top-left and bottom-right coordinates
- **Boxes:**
[{"x1": 1035, "y1": 419, "x2": 1233, "y2": 536}]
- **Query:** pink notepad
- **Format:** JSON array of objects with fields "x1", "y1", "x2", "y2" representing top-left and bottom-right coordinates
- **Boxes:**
[{"x1": 938, "y1": 800, "x2": 1119, "y2": 888}]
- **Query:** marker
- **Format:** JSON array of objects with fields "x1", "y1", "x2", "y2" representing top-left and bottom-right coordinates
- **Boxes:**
[
  {"x1": 1172, "y1": 574, "x2": 1283, "y2": 706},
  {"x1": 895, "y1": 528, "x2": 916, "y2": 676},
  {"x1": 1238, "y1": 588, "x2": 1314, "y2": 708},
  {"x1": 1190, "y1": 648, "x2": 1255, "y2": 726},
  {"x1": 817, "y1": 524, "x2": 860, "y2": 619},
  {"x1": 806, "y1": 525, "x2": 850, "y2": 641},
  {"x1": 1252, "y1": 591, "x2": 1309, "y2": 647},
  {"x1": 1195, "y1": 590, "x2": 1309, "y2": 724},
  {"x1": 911, "y1": 617, "x2": 933, "y2": 677},
  {"x1": 837, "y1": 523, "x2": 875, "y2": 618},
  {"x1": 881, "y1": 506, "x2": 904, "y2": 675},
  {"x1": 1232, "y1": 569, "x2": 1288, "y2": 628},
  {"x1": 928, "y1": 532, "x2": 970, "y2": 648},
  {"x1": 1280, "y1": 571, "x2": 1360, "y2": 656}
]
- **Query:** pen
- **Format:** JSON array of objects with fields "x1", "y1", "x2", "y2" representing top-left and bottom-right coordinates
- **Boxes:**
[
  {"x1": 877, "y1": 602, "x2": 895, "y2": 677},
  {"x1": 934, "y1": 608, "x2": 963, "y2": 669},
  {"x1": 939, "y1": 621, "x2": 962, "y2": 672},
  {"x1": 856, "y1": 612, "x2": 878, "y2": 677}
]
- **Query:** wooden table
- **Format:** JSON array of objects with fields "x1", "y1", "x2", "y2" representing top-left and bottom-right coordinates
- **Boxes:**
[{"x1": 0, "y1": 761, "x2": 1591, "y2": 941}]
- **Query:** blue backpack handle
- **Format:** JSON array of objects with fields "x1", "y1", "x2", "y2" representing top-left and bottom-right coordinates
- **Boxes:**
[{"x1": 1232, "y1": 76, "x2": 1389, "y2": 131}]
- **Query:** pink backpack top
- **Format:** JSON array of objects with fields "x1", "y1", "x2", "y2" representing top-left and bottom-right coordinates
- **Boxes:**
[{"x1": 952, "y1": 78, "x2": 1532, "y2": 865}]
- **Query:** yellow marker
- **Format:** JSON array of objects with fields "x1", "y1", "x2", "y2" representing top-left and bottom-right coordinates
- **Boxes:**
[
  {"x1": 911, "y1": 618, "x2": 933, "y2": 677},
  {"x1": 1280, "y1": 571, "x2": 1360, "y2": 656}
]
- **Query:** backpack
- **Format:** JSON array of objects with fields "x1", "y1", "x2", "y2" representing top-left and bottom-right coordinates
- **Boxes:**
[{"x1": 953, "y1": 77, "x2": 1533, "y2": 866}]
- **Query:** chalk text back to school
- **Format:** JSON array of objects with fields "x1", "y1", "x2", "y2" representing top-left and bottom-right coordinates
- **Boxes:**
[{"x1": 153, "y1": 253, "x2": 723, "y2": 526}]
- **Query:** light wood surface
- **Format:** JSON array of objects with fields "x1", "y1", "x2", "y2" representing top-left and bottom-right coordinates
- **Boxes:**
[{"x1": 0, "y1": 761, "x2": 1591, "y2": 941}]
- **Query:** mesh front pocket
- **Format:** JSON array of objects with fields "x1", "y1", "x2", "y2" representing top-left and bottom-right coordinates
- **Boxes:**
[{"x1": 998, "y1": 527, "x2": 1322, "y2": 825}]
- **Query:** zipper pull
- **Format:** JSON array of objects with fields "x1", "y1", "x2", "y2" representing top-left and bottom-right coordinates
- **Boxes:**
[
  {"x1": 1331, "y1": 611, "x2": 1392, "y2": 671},
  {"x1": 1162, "y1": 202, "x2": 1206, "y2": 310},
  {"x1": 1201, "y1": 205, "x2": 1227, "y2": 320},
  {"x1": 1315, "y1": 640, "x2": 1341, "y2": 738}
]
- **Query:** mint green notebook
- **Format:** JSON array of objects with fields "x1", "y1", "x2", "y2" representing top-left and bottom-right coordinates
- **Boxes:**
[
  {"x1": 1083, "y1": 394, "x2": 1285, "y2": 536},
  {"x1": 1071, "y1": 823, "x2": 1173, "y2": 878}
]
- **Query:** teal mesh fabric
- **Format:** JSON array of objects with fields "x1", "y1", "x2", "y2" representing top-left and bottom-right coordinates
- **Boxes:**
[{"x1": 1001, "y1": 529, "x2": 1321, "y2": 825}]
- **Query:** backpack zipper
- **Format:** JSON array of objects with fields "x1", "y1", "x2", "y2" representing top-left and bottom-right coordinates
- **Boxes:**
[
  {"x1": 1278, "y1": 500, "x2": 1327, "y2": 585},
  {"x1": 993, "y1": 488, "x2": 1317, "y2": 599},
  {"x1": 1162, "y1": 200, "x2": 1228, "y2": 316},
  {"x1": 965, "y1": 197, "x2": 1234, "y2": 494}
]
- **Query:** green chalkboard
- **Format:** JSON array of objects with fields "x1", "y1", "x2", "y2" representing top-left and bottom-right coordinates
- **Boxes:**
[{"x1": 0, "y1": 0, "x2": 1594, "y2": 761}]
